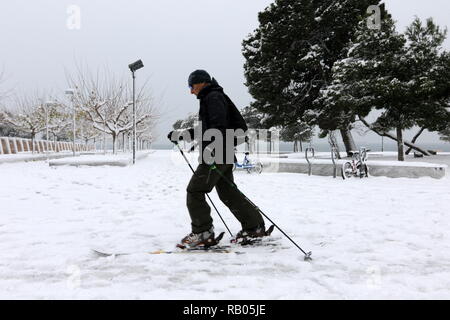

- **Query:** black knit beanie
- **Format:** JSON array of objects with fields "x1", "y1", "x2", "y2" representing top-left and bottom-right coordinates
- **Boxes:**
[{"x1": 188, "y1": 70, "x2": 212, "y2": 87}]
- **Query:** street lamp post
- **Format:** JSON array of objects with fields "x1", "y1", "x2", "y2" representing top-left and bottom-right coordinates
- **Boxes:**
[
  {"x1": 65, "y1": 89, "x2": 76, "y2": 156},
  {"x1": 103, "y1": 108, "x2": 106, "y2": 154},
  {"x1": 128, "y1": 59, "x2": 144, "y2": 165},
  {"x1": 45, "y1": 101, "x2": 57, "y2": 154},
  {"x1": 45, "y1": 103, "x2": 49, "y2": 143}
]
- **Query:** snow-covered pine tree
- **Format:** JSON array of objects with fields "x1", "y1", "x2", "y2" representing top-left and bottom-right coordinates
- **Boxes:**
[
  {"x1": 241, "y1": 106, "x2": 265, "y2": 130},
  {"x1": 172, "y1": 113, "x2": 198, "y2": 148},
  {"x1": 403, "y1": 18, "x2": 450, "y2": 154},
  {"x1": 440, "y1": 127, "x2": 450, "y2": 143},
  {"x1": 323, "y1": 12, "x2": 450, "y2": 160},
  {"x1": 280, "y1": 121, "x2": 313, "y2": 152},
  {"x1": 172, "y1": 113, "x2": 197, "y2": 130},
  {"x1": 243, "y1": 0, "x2": 379, "y2": 155}
]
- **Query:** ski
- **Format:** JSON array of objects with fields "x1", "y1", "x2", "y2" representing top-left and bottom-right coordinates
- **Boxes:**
[
  {"x1": 92, "y1": 232, "x2": 244, "y2": 257},
  {"x1": 92, "y1": 246, "x2": 243, "y2": 257},
  {"x1": 92, "y1": 227, "x2": 286, "y2": 258}
]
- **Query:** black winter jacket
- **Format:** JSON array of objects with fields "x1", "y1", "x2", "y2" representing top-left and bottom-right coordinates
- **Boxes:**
[{"x1": 195, "y1": 78, "x2": 237, "y2": 164}]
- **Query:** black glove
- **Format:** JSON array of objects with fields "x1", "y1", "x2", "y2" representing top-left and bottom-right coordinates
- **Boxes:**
[
  {"x1": 167, "y1": 130, "x2": 177, "y2": 144},
  {"x1": 168, "y1": 128, "x2": 195, "y2": 144}
]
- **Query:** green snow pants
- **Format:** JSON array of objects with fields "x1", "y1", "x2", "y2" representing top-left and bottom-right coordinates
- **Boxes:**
[{"x1": 186, "y1": 164, "x2": 265, "y2": 234}]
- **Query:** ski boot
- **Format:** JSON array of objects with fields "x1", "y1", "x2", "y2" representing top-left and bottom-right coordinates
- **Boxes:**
[
  {"x1": 176, "y1": 227, "x2": 224, "y2": 250},
  {"x1": 232, "y1": 224, "x2": 275, "y2": 245}
]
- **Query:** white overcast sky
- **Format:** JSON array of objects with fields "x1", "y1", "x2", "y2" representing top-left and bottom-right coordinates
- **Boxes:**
[{"x1": 0, "y1": 0, "x2": 449, "y2": 145}]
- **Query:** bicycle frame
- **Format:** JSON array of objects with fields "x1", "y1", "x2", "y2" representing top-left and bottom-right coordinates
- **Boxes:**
[
  {"x1": 234, "y1": 153, "x2": 263, "y2": 174},
  {"x1": 342, "y1": 147, "x2": 369, "y2": 179},
  {"x1": 234, "y1": 153, "x2": 252, "y2": 169}
]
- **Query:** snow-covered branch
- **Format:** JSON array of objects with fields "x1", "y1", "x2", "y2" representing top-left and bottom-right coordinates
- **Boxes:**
[
  {"x1": 358, "y1": 116, "x2": 431, "y2": 156},
  {"x1": 66, "y1": 64, "x2": 160, "y2": 153}
]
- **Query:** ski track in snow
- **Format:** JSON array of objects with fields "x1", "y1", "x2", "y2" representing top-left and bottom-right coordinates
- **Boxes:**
[{"x1": 0, "y1": 150, "x2": 449, "y2": 299}]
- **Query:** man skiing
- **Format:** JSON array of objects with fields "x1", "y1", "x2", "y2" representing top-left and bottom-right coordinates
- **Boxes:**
[{"x1": 168, "y1": 70, "x2": 268, "y2": 248}]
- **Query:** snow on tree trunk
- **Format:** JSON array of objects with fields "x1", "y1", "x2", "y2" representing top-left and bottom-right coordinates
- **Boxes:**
[{"x1": 340, "y1": 128, "x2": 357, "y2": 156}]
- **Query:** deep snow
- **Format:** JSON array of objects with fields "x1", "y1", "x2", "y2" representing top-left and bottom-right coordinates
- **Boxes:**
[{"x1": 0, "y1": 150, "x2": 449, "y2": 299}]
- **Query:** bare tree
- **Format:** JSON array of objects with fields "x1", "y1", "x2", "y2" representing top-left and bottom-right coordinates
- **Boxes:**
[
  {"x1": 77, "y1": 114, "x2": 100, "y2": 147},
  {"x1": 136, "y1": 115, "x2": 156, "y2": 150},
  {"x1": 47, "y1": 107, "x2": 72, "y2": 143},
  {"x1": 66, "y1": 65, "x2": 159, "y2": 154},
  {"x1": 1, "y1": 93, "x2": 47, "y2": 153}
]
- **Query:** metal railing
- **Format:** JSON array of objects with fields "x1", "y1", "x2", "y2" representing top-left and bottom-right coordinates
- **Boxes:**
[{"x1": 305, "y1": 147, "x2": 315, "y2": 176}]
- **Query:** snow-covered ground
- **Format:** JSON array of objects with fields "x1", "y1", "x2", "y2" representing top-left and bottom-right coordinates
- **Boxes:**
[{"x1": 0, "y1": 150, "x2": 449, "y2": 299}]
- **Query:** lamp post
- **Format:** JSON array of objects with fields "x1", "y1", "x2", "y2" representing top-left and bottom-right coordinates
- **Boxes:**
[
  {"x1": 128, "y1": 59, "x2": 144, "y2": 165},
  {"x1": 44, "y1": 100, "x2": 57, "y2": 154},
  {"x1": 103, "y1": 107, "x2": 106, "y2": 154},
  {"x1": 65, "y1": 89, "x2": 76, "y2": 156},
  {"x1": 44, "y1": 102, "x2": 49, "y2": 144}
]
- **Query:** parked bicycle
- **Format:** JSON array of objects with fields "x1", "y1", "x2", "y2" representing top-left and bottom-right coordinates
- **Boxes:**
[
  {"x1": 341, "y1": 148, "x2": 370, "y2": 179},
  {"x1": 233, "y1": 152, "x2": 263, "y2": 174}
]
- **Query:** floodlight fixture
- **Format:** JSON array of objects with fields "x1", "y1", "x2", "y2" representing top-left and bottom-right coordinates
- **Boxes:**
[
  {"x1": 129, "y1": 59, "x2": 144, "y2": 165},
  {"x1": 128, "y1": 60, "x2": 144, "y2": 73}
]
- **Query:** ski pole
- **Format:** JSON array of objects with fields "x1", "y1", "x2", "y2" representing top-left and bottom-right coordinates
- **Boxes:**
[
  {"x1": 174, "y1": 142, "x2": 234, "y2": 238},
  {"x1": 210, "y1": 164, "x2": 312, "y2": 261}
]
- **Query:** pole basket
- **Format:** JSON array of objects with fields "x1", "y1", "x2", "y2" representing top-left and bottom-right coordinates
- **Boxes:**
[{"x1": 304, "y1": 251, "x2": 313, "y2": 261}]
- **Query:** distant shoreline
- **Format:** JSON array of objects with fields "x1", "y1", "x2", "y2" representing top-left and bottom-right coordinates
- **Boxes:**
[{"x1": 152, "y1": 141, "x2": 450, "y2": 152}]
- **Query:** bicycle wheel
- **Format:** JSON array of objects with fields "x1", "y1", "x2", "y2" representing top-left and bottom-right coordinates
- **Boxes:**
[
  {"x1": 356, "y1": 162, "x2": 369, "y2": 178},
  {"x1": 342, "y1": 162, "x2": 353, "y2": 180},
  {"x1": 252, "y1": 162, "x2": 263, "y2": 174},
  {"x1": 363, "y1": 164, "x2": 369, "y2": 177}
]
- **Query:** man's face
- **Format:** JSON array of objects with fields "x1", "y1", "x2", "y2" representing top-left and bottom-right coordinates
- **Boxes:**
[{"x1": 190, "y1": 83, "x2": 208, "y2": 96}]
